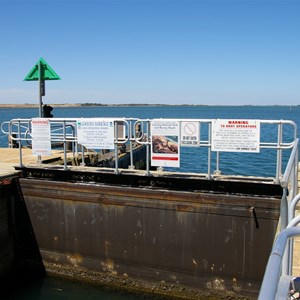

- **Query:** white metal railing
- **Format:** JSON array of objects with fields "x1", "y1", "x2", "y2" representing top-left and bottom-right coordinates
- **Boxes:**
[
  {"x1": 258, "y1": 227, "x2": 300, "y2": 300},
  {"x1": 1, "y1": 117, "x2": 297, "y2": 181},
  {"x1": 258, "y1": 136, "x2": 300, "y2": 299}
]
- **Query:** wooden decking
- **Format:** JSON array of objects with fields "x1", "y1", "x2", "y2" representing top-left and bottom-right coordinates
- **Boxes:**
[{"x1": 0, "y1": 148, "x2": 69, "y2": 178}]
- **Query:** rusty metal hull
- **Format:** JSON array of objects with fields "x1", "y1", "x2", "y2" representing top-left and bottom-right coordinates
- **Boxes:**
[
  {"x1": 0, "y1": 179, "x2": 15, "y2": 278},
  {"x1": 18, "y1": 172, "x2": 281, "y2": 298},
  {"x1": 0, "y1": 176, "x2": 45, "y2": 295}
]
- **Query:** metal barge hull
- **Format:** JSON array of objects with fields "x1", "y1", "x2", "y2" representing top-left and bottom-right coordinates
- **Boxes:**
[{"x1": 16, "y1": 168, "x2": 282, "y2": 298}]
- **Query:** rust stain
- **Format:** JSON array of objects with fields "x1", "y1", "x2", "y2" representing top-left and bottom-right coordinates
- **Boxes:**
[
  {"x1": 104, "y1": 240, "x2": 111, "y2": 257},
  {"x1": 101, "y1": 258, "x2": 118, "y2": 276},
  {"x1": 67, "y1": 254, "x2": 83, "y2": 267},
  {"x1": 206, "y1": 278, "x2": 226, "y2": 291},
  {"x1": 192, "y1": 258, "x2": 198, "y2": 266}
]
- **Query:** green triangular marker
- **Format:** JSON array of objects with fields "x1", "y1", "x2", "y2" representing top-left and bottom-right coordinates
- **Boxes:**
[{"x1": 24, "y1": 57, "x2": 61, "y2": 81}]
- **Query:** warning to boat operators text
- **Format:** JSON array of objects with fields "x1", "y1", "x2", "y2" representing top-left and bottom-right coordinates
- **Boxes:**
[
  {"x1": 212, "y1": 119, "x2": 260, "y2": 153},
  {"x1": 77, "y1": 118, "x2": 115, "y2": 149},
  {"x1": 31, "y1": 118, "x2": 51, "y2": 156}
]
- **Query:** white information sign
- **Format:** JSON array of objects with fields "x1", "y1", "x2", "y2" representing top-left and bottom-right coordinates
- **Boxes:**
[
  {"x1": 180, "y1": 121, "x2": 199, "y2": 147},
  {"x1": 31, "y1": 118, "x2": 51, "y2": 156},
  {"x1": 77, "y1": 118, "x2": 115, "y2": 149},
  {"x1": 151, "y1": 120, "x2": 180, "y2": 167},
  {"x1": 212, "y1": 119, "x2": 260, "y2": 153}
]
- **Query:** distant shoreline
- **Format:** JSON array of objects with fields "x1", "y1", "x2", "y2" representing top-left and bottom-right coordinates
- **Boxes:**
[
  {"x1": 0, "y1": 103, "x2": 203, "y2": 108},
  {"x1": 0, "y1": 103, "x2": 298, "y2": 108}
]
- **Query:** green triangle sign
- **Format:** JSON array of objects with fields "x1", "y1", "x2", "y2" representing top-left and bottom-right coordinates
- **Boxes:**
[{"x1": 24, "y1": 57, "x2": 61, "y2": 81}]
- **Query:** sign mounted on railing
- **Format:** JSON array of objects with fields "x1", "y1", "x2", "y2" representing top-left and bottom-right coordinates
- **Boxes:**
[
  {"x1": 212, "y1": 119, "x2": 260, "y2": 153},
  {"x1": 31, "y1": 118, "x2": 51, "y2": 156},
  {"x1": 151, "y1": 120, "x2": 180, "y2": 167},
  {"x1": 180, "y1": 121, "x2": 199, "y2": 147},
  {"x1": 77, "y1": 118, "x2": 115, "y2": 149}
]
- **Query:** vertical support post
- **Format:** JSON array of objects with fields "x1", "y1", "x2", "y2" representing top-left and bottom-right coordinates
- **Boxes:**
[
  {"x1": 207, "y1": 122, "x2": 212, "y2": 179},
  {"x1": 129, "y1": 119, "x2": 134, "y2": 169},
  {"x1": 38, "y1": 60, "x2": 43, "y2": 118},
  {"x1": 37, "y1": 61, "x2": 43, "y2": 164},
  {"x1": 281, "y1": 188, "x2": 289, "y2": 276},
  {"x1": 114, "y1": 121, "x2": 119, "y2": 174},
  {"x1": 63, "y1": 120, "x2": 68, "y2": 171},
  {"x1": 280, "y1": 188, "x2": 288, "y2": 232},
  {"x1": 72, "y1": 125, "x2": 77, "y2": 157},
  {"x1": 81, "y1": 145, "x2": 85, "y2": 166},
  {"x1": 215, "y1": 151, "x2": 220, "y2": 174},
  {"x1": 275, "y1": 122, "x2": 283, "y2": 184},
  {"x1": 18, "y1": 120, "x2": 23, "y2": 167},
  {"x1": 146, "y1": 120, "x2": 150, "y2": 176}
]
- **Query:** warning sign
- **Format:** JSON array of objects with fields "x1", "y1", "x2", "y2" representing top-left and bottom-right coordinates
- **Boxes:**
[
  {"x1": 31, "y1": 118, "x2": 51, "y2": 156},
  {"x1": 180, "y1": 121, "x2": 199, "y2": 147},
  {"x1": 212, "y1": 119, "x2": 260, "y2": 153}
]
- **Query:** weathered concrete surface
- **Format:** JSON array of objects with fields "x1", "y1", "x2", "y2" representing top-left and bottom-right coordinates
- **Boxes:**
[{"x1": 19, "y1": 172, "x2": 281, "y2": 299}]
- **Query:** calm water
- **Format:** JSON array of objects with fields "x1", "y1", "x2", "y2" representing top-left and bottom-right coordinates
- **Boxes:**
[
  {"x1": 0, "y1": 105, "x2": 299, "y2": 299},
  {"x1": 3, "y1": 274, "x2": 149, "y2": 300}
]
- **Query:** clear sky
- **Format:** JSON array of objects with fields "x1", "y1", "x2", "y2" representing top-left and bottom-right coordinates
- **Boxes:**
[{"x1": 0, "y1": 0, "x2": 299, "y2": 105}]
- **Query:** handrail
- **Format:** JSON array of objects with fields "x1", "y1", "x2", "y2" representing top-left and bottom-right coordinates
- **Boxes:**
[
  {"x1": 288, "y1": 194, "x2": 300, "y2": 224},
  {"x1": 258, "y1": 227, "x2": 300, "y2": 300},
  {"x1": 260, "y1": 190, "x2": 300, "y2": 298},
  {"x1": 280, "y1": 138, "x2": 299, "y2": 190}
]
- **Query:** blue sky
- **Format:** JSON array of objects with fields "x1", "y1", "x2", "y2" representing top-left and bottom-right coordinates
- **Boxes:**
[{"x1": 0, "y1": 0, "x2": 299, "y2": 105}]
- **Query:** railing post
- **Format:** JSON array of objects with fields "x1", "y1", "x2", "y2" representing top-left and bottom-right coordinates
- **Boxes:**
[
  {"x1": 81, "y1": 145, "x2": 85, "y2": 166},
  {"x1": 63, "y1": 120, "x2": 68, "y2": 171},
  {"x1": 285, "y1": 193, "x2": 300, "y2": 277},
  {"x1": 114, "y1": 121, "x2": 119, "y2": 174},
  {"x1": 275, "y1": 122, "x2": 283, "y2": 184},
  {"x1": 17, "y1": 120, "x2": 23, "y2": 167},
  {"x1": 207, "y1": 122, "x2": 212, "y2": 179},
  {"x1": 129, "y1": 119, "x2": 134, "y2": 169},
  {"x1": 280, "y1": 188, "x2": 288, "y2": 232},
  {"x1": 146, "y1": 120, "x2": 150, "y2": 176},
  {"x1": 215, "y1": 151, "x2": 221, "y2": 175}
]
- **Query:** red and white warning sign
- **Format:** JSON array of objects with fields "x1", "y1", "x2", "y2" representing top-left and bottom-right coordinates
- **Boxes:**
[
  {"x1": 31, "y1": 118, "x2": 51, "y2": 156},
  {"x1": 212, "y1": 119, "x2": 260, "y2": 153}
]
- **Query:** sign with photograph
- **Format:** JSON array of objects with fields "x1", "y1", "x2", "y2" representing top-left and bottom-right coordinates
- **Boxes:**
[
  {"x1": 77, "y1": 118, "x2": 115, "y2": 149},
  {"x1": 31, "y1": 118, "x2": 51, "y2": 156},
  {"x1": 212, "y1": 119, "x2": 260, "y2": 152},
  {"x1": 151, "y1": 120, "x2": 180, "y2": 167},
  {"x1": 180, "y1": 121, "x2": 199, "y2": 146}
]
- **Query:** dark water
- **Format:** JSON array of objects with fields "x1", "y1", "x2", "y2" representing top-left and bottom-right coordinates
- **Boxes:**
[
  {"x1": 0, "y1": 105, "x2": 299, "y2": 299},
  {"x1": 3, "y1": 274, "x2": 150, "y2": 300}
]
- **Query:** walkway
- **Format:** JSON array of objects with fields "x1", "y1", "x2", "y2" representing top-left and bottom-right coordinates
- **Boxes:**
[{"x1": 0, "y1": 148, "x2": 68, "y2": 178}]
